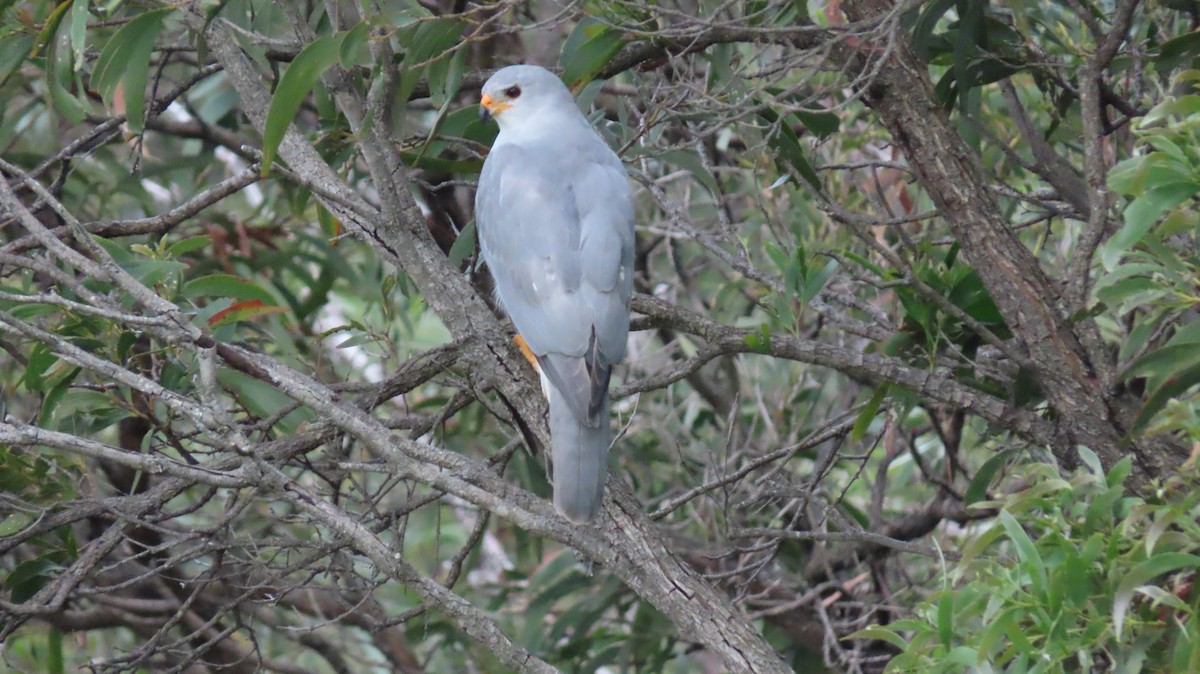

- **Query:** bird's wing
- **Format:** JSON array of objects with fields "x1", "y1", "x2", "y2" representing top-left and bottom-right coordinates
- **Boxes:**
[{"x1": 476, "y1": 138, "x2": 634, "y2": 422}]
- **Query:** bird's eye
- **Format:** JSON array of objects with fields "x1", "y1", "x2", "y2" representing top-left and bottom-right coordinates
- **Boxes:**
[{"x1": 504, "y1": 86, "x2": 521, "y2": 99}]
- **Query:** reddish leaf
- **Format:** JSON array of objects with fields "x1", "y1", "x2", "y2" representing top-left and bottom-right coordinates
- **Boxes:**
[{"x1": 208, "y1": 300, "x2": 287, "y2": 327}]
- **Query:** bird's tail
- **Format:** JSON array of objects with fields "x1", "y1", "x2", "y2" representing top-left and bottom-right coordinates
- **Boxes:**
[{"x1": 549, "y1": 387, "x2": 610, "y2": 522}]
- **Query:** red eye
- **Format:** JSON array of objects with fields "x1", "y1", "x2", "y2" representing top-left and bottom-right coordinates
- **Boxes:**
[{"x1": 504, "y1": 86, "x2": 521, "y2": 99}]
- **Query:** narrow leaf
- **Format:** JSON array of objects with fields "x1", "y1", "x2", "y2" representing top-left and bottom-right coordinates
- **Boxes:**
[
  {"x1": 1114, "y1": 553, "x2": 1200, "y2": 639},
  {"x1": 338, "y1": 21, "x2": 371, "y2": 67},
  {"x1": 998, "y1": 510, "x2": 1047, "y2": 594},
  {"x1": 760, "y1": 108, "x2": 822, "y2": 192},
  {"x1": 800, "y1": 258, "x2": 838, "y2": 304},
  {"x1": 795, "y1": 109, "x2": 839, "y2": 137},
  {"x1": 183, "y1": 274, "x2": 277, "y2": 304},
  {"x1": 1102, "y1": 181, "x2": 1198, "y2": 269},
  {"x1": 261, "y1": 33, "x2": 345, "y2": 175},
  {"x1": 965, "y1": 449, "x2": 1015, "y2": 507},
  {"x1": 937, "y1": 589, "x2": 954, "y2": 648},
  {"x1": 851, "y1": 383, "x2": 889, "y2": 442},
  {"x1": 1124, "y1": 343, "x2": 1200, "y2": 385},
  {"x1": 30, "y1": 0, "x2": 73, "y2": 59},
  {"x1": 69, "y1": 0, "x2": 88, "y2": 70},
  {"x1": 560, "y1": 19, "x2": 624, "y2": 88},
  {"x1": 48, "y1": 628, "x2": 64, "y2": 674},
  {"x1": 208, "y1": 300, "x2": 287, "y2": 327},
  {"x1": 843, "y1": 626, "x2": 908, "y2": 649},
  {"x1": 0, "y1": 35, "x2": 35, "y2": 87},
  {"x1": 448, "y1": 221, "x2": 476, "y2": 268},
  {"x1": 91, "y1": 8, "x2": 173, "y2": 133},
  {"x1": 1132, "y1": 361, "x2": 1200, "y2": 433}
]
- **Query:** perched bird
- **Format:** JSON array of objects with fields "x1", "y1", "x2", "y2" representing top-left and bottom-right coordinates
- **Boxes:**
[{"x1": 475, "y1": 65, "x2": 635, "y2": 522}]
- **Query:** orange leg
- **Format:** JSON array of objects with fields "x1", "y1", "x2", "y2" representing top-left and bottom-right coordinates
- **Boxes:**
[{"x1": 513, "y1": 334, "x2": 541, "y2": 373}]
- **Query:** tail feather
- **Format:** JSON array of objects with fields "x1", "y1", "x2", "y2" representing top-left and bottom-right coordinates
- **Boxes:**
[{"x1": 549, "y1": 388, "x2": 610, "y2": 522}]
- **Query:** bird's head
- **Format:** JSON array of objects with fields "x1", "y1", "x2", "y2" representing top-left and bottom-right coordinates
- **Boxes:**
[{"x1": 478, "y1": 65, "x2": 577, "y2": 129}]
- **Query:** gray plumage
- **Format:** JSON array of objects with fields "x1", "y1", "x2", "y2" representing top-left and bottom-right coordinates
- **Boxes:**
[{"x1": 474, "y1": 65, "x2": 635, "y2": 522}]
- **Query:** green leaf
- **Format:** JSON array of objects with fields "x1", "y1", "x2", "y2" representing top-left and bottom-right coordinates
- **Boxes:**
[
  {"x1": 1095, "y1": 276, "x2": 1163, "y2": 310},
  {"x1": 316, "y1": 203, "x2": 342, "y2": 240},
  {"x1": 836, "y1": 249, "x2": 884, "y2": 276},
  {"x1": 1168, "y1": 320, "x2": 1200, "y2": 346},
  {"x1": 0, "y1": 512, "x2": 33, "y2": 537},
  {"x1": 658, "y1": 149, "x2": 720, "y2": 195},
  {"x1": 1102, "y1": 181, "x2": 1198, "y2": 270},
  {"x1": 1132, "y1": 361, "x2": 1200, "y2": 433},
  {"x1": 1155, "y1": 30, "x2": 1200, "y2": 73},
  {"x1": 261, "y1": 33, "x2": 345, "y2": 175},
  {"x1": 1119, "y1": 313, "x2": 1158, "y2": 363},
  {"x1": 1077, "y1": 445, "x2": 1105, "y2": 480},
  {"x1": 965, "y1": 449, "x2": 1015, "y2": 507},
  {"x1": 427, "y1": 45, "x2": 466, "y2": 109},
  {"x1": 217, "y1": 368, "x2": 310, "y2": 433},
  {"x1": 24, "y1": 344, "x2": 57, "y2": 393},
  {"x1": 448, "y1": 221, "x2": 476, "y2": 269},
  {"x1": 30, "y1": 0, "x2": 73, "y2": 59},
  {"x1": 1114, "y1": 553, "x2": 1200, "y2": 639},
  {"x1": 48, "y1": 628, "x2": 64, "y2": 674},
  {"x1": 911, "y1": 0, "x2": 957, "y2": 61},
  {"x1": 895, "y1": 286, "x2": 932, "y2": 334},
  {"x1": 998, "y1": 510, "x2": 1046, "y2": 595},
  {"x1": 743, "y1": 324, "x2": 772, "y2": 353},
  {"x1": 764, "y1": 242, "x2": 790, "y2": 275},
  {"x1": 795, "y1": 109, "x2": 839, "y2": 137},
  {"x1": 1144, "y1": 135, "x2": 1188, "y2": 164},
  {"x1": 1107, "y1": 456, "x2": 1133, "y2": 489},
  {"x1": 0, "y1": 34, "x2": 35, "y2": 87},
  {"x1": 46, "y1": 37, "x2": 87, "y2": 123},
  {"x1": 843, "y1": 625, "x2": 909, "y2": 649},
  {"x1": 404, "y1": 18, "x2": 464, "y2": 67},
  {"x1": 92, "y1": 234, "x2": 133, "y2": 264},
  {"x1": 183, "y1": 274, "x2": 277, "y2": 305},
  {"x1": 943, "y1": 646, "x2": 980, "y2": 666},
  {"x1": 4, "y1": 557, "x2": 57, "y2": 603},
  {"x1": 338, "y1": 21, "x2": 371, "y2": 68},
  {"x1": 948, "y1": 269, "x2": 1004, "y2": 325},
  {"x1": 166, "y1": 235, "x2": 212, "y2": 257},
  {"x1": 1092, "y1": 262, "x2": 1167, "y2": 294},
  {"x1": 1125, "y1": 343, "x2": 1200, "y2": 385},
  {"x1": 1134, "y1": 585, "x2": 1192, "y2": 615},
  {"x1": 559, "y1": 19, "x2": 625, "y2": 88},
  {"x1": 760, "y1": 109, "x2": 822, "y2": 192},
  {"x1": 396, "y1": 18, "x2": 464, "y2": 104},
  {"x1": 40, "y1": 367, "x2": 80, "y2": 428},
  {"x1": 851, "y1": 383, "x2": 889, "y2": 442},
  {"x1": 426, "y1": 104, "x2": 497, "y2": 146},
  {"x1": 978, "y1": 607, "x2": 1028, "y2": 659},
  {"x1": 800, "y1": 258, "x2": 838, "y2": 304},
  {"x1": 68, "y1": 0, "x2": 88, "y2": 70},
  {"x1": 1061, "y1": 549, "x2": 1094, "y2": 608},
  {"x1": 951, "y1": 0, "x2": 986, "y2": 115},
  {"x1": 937, "y1": 589, "x2": 954, "y2": 648},
  {"x1": 91, "y1": 8, "x2": 174, "y2": 133}
]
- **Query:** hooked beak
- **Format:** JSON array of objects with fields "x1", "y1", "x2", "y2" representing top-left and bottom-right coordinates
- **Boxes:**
[{"x1": 479, "y1": 93, "x2": 510, "y2": 122}]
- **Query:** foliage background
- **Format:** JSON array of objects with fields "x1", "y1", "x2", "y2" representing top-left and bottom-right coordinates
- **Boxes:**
[{"x1": 1, "y1": 0, "x2": 1199, "y2": 672}]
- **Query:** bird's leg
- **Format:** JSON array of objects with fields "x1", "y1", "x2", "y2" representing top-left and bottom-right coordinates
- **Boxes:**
[
  {"x1": 513, "y1": 334, "x2": 552, "y2": 401},
  {"x1": 513, "y1": 334, "x2": 540, "y2": 373}
]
